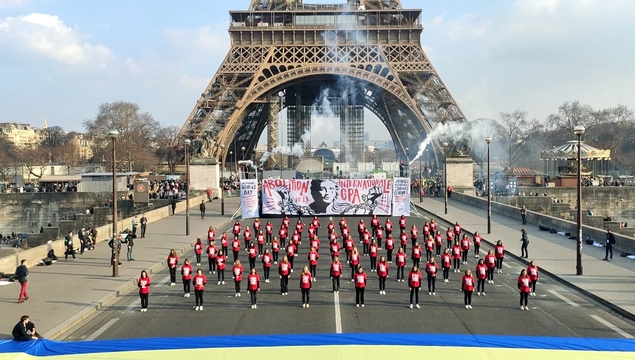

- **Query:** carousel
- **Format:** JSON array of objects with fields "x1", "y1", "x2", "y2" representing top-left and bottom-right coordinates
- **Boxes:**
[{"x1": 540, "y1": 140, "x2": 611, "y2": 185}]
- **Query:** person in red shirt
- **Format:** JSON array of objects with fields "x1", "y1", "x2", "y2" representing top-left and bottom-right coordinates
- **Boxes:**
[
  {"x1": 307, "y1": 247, "x2": 319, "y2": 280},
  {"x1": 291, "y1": 231, "x2": 301, "y2": 252},
  {"x1": 424, "y1": 235, "x2": 434, "y2": 261},
  {"x1": 518, "y1": 269, "x2": 531, "y2": 310},
  {"x1": 181, "y1": 259, "x2": 193, "y2": 298},
  {"x1": 247, "y1": 242, "x2": 258, "y2": 270},
  {"x1": 257, "y1": 231, "x2": 265, "y2": 256},
  {"x1": 312, "y1": 216, "x2": 320, "y2": 236},
  {"x1": 369, "y1": 240, "x2": 379, "y2": 271},
  {"x1": 441, "y1": 248, "x2": 451, "y2": 283},
  {"x1": 485, "y1": 250, "x2": 496, "y2": 284},
  {"x1": 399, "y1": 215, "x2": 407, "y2": 233},
  {"x1": 400, "y1": 231, "x2": 408, "y2": 253},
  {"x1": 354, "y1": 266, "x2": 367, "y2": 307},
  {"x1": 330, "y1": 240, "x2": 340, "y2": 261},
  {"x1": 473, "y1": 231, "x2": 482, "y2": 258},
  {"x1": 282, "y1": 216, "x2": 290, "y2": 229},
  {"x1": 408, "y1": 265, "x2": 422, "y2": 309},
  {"x1": 349, "y1": 248, "x2": 360, "y2": 280},
  {"x1": 461, "y1": 269, "x2": 475, "y2": 309},
  {"x1": 216, "y1": 250, "x2": 226, "y2": 285},
  {"x1": 265, "y1": 221, "x2": 273, "y2": 244},
  {"x1": 453, "y1": 221, "x2": 462, "y2": 242},
  {"x1": 194, "y1": 238, "x2": 203, "y2": 266},
  {"x1": 247, "y1": 268, "x2": 260, "y2": 309},
  {"x1": 167, "y1": 249, "x2": 178, "y2": 286},
  {"x1": 495, "y1": 240, "x2": 505, "y2": 274},
  {"x1": 425, "y1": 258, "x2": 438, "y2": 295},
  {"x1": 452, "y1": 241, "x2": 462, "y2": 273},
  {"x1": 138, "y1": 270, "x2": 150, "y2": 312},
  {"x1": 309, "y1": 235, "x2": 320, "y2": 254},
  {"x1": 339, "y1": 217, "x2": 347, "y2": 233},
  {"x1": 385, "y1": 234, "x2": 395, "y2": 263},
  {"x1": 475, "y1": 258, "x2": 488, "y2": 296},
  {"x1": 330, "y1": 257, "x2": 342, "y2": 292},
  {"x1": 460, "y1": 234, "x2": 470, "y2": 265},
  {"x1": 243, "y1": 226, "x2": 252, "y2": 249},
  {"x1": 300, "y1": 266, "x2": 313, "y2": 308},
  {"x1": 295, "y1": 220, "x2": 304, "y2": 241},
  {"x1": 446, "y1": 226, "x2": 454, "y2": 249},
  {"x1": 362, "y1": 229, "x2": 371, "y2": 256},
  {"x1": 193, "y1": 269, "x2": 206, "y2": 311},
  {"x1": 423, "y1": 221, "x2": 430, "y2": 238},
  {"x1": 430, "y1": 219, "x2": 437, "y2": 233},
  {"x1": 232, "y1": 260, "x2": 244, "y2": 297},
  {"x1": 396, "y1": 247, "x2": 407, "y2": 282},
  {"x1": 411, "y1": 241, "x2": 423, "y2": 268},
  {"x1": 384, "y1": 218, "x2": 393, "y2": 240},
  {"x1": 286, "y1": 241, "x2": 296, "y2": 271},
  {"x1": 527, "y1": 261, "x2": 539, "y2": 296},
  {"x1": 370, "y1": 215, "x2": 380, "y2": 238},
  {"x1": 206, "y1": 241, "x2": 218, "y2": 275},
  {"x1": 327, "y1": 220, "x2": 336, "y2": 233},
  {"x1": 233, "y1": 221, "x2": 241, "y2": 239},
  {"x1": 271, "y1": 236, "x2": 280, "y2": 264},
  {"x1": 253, "y1": 218, "x2": 261, "y2": 234},
  {"x1": 231, "y1": 237, "x2": 241, "y2": 263},
  {"x1": 207, "y1": 226, "x2": 216, "y2": 243},
  {"x1": 410, "y1": 224, "x2": 418, "y2": 248},
  {"x1": 261, "y1": 249, "x2": 272, "y2": 283},
  {"x1": 434, "y1": 231, "x2": 443, "y2": 257},
  {"x1": 279, "y1": 226, "x2": 288, "y2": 247},
  {"x1": 279, "y1": 256, "x2": 291, "y2": 295},
  {"x1": 342, "y1": 225, "x2": 351, "y2": 240},
  {"x1": 344, "y1": 235, "x2": 355, "y2": 263},
  {"x1": 307, "y1": 225, "x2": 315, "y2": 241},
  {"x1": 377, "y1": 256, "x2": 388, "y2": 295},
  {"x1": 357, "y1": 219, "x2": 366, "y2": 243},
  {"x1": 220, "y1": 232, "x2": 229, "y2": 256}
]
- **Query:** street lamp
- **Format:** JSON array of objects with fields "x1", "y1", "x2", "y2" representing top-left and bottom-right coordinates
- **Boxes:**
[
  {"x1": 184, "y1": 139, "x2": 191, "y2": 236},
  {"x1": 108, "y1": 130, "x2": 120, "y2": 278},
  {"x1": 574, "y1": 125, "x2": 585, "y2": 275},
  {"x1": 485, "y1": 137, "x2": 492, "y2": 234},
  {"x1": 241, "y1": 146, "x2": 246, "y2": 178},
  {"x1": 419, "y1": 152, "x2": 423, "y2": 203},
  {"x1": 443, "y1": 142, "x2": 448, "y2": 215},
  {"x1": 220, "y1": 144, "x2": 225, "y2": 216}
]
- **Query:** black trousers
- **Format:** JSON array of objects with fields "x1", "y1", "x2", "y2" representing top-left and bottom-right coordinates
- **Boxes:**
[
  {"x1": 521, "y1": 242, "x2": 529, "y2": 258},
  {"x1": 310, "y1": 264, "x2": 317, "y2": 278},
  {"x1": 195, "y1": 289, "x2": 204, "y2": 306},
  {"x1": 605, "y1": 245, "x2": 613, "y2": 259},
  {"x1": 169, "y1": 267, "x2": 177, "y2": 283},
  {"x1": 350, "y1": 264, "x2": 358, "y2": 279},
  {"x1": 522, "y1": 214, "x2": 527, "y2": 225},
  {"x1": 477, "y1": 279, "x2": 485, "y2": 292},
  {"x1": 332, "y1": 275, "x2": 340, "y2": 291},
  {"x1": 377, "y1": 237, "x2": 383, "y2": 248},
  {"x1": 520, "y1": 291, "x2": 529, "y2": 306},
  {"x1": 183, "y1": 279, "x2": 190, "y2": 294},
  {"x1": 461, "y1": 250, "x2": 468, "y2": 262},
  {"x1": 487, "y1": 267, "x2": 494, "y2": 281},
  {"x1": 427, "y1": 276, "x2": 436, "y2": 292},
  {"x1": 397, "y1": 266, "x2": 405, "y2": 280},
  {"x1": 250, "y1": 290, "x2": 257, "y2": 305},
  {"x1": 141, "y1": 224, "x2": 147, "y2": 238},
  {"x1": 530, "y1": 279, "x2": 537, "y2": 293},
  {"x1": 453, "y1": 258, "x2": 460, "y2": 270},
  {"x1": 233, "y1": 251, "x2": 239, "y2": 263},
  {"x1": 447, "y1": 240, "x2": 452, "y2": 249},
  {"x1": 436, "y1": 244, "x2": 442, "y2": 256},
  {"x1": 196, "y1": 253, "x2": 201, "y2": 264},
  {"x1": 426, "y1": 250, "x2": 433, "y2": 261},
  {"x1": 496, "y1": 258, "x2": 504, "y2": 270},
  {"x1": 474, "y1": 245, "x2": 480, "y2": 256},
  {"x1": 378, "y1": 276, "x2": 386, "y2": 291},
  {"x1": 132, "y1": 226, "x2": 137, "y2": 237},
  {"x1": 280, "y1": 275, "x2": 289, "y2": 293},
  {"x1": 288, "y1": 256, "x2": 295, "y2": 269},
  {"x1": 258, "y1": 244, "x2": 264, "y2": 255},
  {"x1": 464, "y1": 290, "x2": 473, "y2": 305},
  {"x1": 363, "y1": 243, "x2": 369, "y2": 255},
  {"x1": 263, "y1": 266, "x2": 270, "y2": 280},
  {"x1": 273, "y1": 251, "x2": 279, "y2": 262},
  {"x1": 387, "y1": 249, "x2": 393, "y2": 262},
  {"x1": 266, "y1": 233, "x2": 272, "y2": 243},
  {"x1": 410, "y1": 287, "x2": 419, "y2": 304},
  {"x1": 412, "y1": 258, "x2": 420, "y2": 268},
  {"x1": 370, "y1": 257, "x2": 377, "y2": 270},
  {"x1": 139, "y1": 293, "x2": 149, "y2": 309},
  {"x1": 208, "y1": 257, "x2": 216, "y2": 273},
  {"x1": 222, "y1": 246, "x2": 228, "y2": 256},
  {"x1": 65, "y1": 247, "x2": 75, "y2": 259},
  {"x1": 217, "y1": 269, "x2": 225, "y2": 282},
  {"x1": 355, "y1": 287, "x2": 365, "y2": 305},
  {"x1": 80, "y1": 240, "x2": 86, "y2": 254},
  {"x1": 234, "y1": 280, "x2": 241, "y2": 293},
  {"x1": 249, "y1": 257, "x2": 256, "y2": 270},
  {"x1": 443, "y1": 267, "x2": 450, "y2": 280},
  {"x1": 301, "y1": 288, "x2": 310, "y2": 304}
]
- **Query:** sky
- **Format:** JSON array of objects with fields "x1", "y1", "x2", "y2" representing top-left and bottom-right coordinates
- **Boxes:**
[{"x1": 1, "y1": 0, "x2": 634, "y2": 146}]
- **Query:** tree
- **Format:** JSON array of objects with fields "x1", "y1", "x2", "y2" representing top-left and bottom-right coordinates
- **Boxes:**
[
  {"x1": 498, "y1": 110, "x2": 544, "y2": 168},
  {"x1": 84, "y1": 101, "x2": 161, "y2": 172},
  {"x1": 590, "y1": 104, "x2": 635, "y2": 163},
  {"x1": 0, "y1": 134, "x2": 17, "y2": 183},
  {"x1": 154, "y1": 125, "x2": 180, "y2": 174},
  {"x1": 546, "y1": 101, "x2": 594, "y2": 141},
  {"x1": 467, "y1": 118, "x2": 506, "y2": 177},
  {"x1": 51, "y1": 138, "x2": 82, "y2": 173},
  {"x1": 21, "y1": 146, "x2": 49, "y2": 179}
]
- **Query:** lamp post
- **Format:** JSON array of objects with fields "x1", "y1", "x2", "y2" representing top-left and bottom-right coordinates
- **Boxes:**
[
  {"x1": 108, "y1": 130, "x2": 120, "y2": 278},
  {"x1": 443, "y1": 142, "x2": 448, "y2": 215},
  {"x1": 419, "y1": 153, "x2": 423, "y2": 203},
  {"x1": 184, "y1": 139, "x2": 191, "y2": 236},
  {"x1": 220, "y1": 144, "x2": 225, "y2": 216},
  {"x1": 241, "y1": 146, "x2": 246, "y2": 178},
  {"x1": 574, "y1": 125, "x2": 585, "y2": 276},
  {"x1": 485, "y1": 137, "x2": 492, "y2": 234}
]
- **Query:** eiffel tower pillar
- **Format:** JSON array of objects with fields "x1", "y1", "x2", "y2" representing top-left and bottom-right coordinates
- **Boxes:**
[{"x1": 267, "y1": 95, "x2": 280, "y2": 169}]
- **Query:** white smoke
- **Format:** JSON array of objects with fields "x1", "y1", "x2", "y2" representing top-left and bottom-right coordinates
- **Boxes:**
[{"x1": 259, "y1": 129, "x2": 310, "y2": 166}]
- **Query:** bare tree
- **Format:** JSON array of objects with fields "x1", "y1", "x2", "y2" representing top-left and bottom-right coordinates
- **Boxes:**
[
  {"x1": 154, "y1": 125, "x2": 180, "y2": 174},
  {"x1": 21, "y1": 146, "x2": 49, "y2": 179},
  {"x1": 499, "y1": 110, "x2": 544, "y2": 168},
  {"x1": 546, "y1": 101, "x2": 594, "y2": 141},
  {"x1": 52, "y1": 137, "x2": 82, "y2": 173},
  {"x1": 0, "y1": 134, "x2": 17, "y2": 183}
]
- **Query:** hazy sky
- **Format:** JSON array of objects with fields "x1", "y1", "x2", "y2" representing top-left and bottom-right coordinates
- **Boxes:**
[{"x1": 1, "y1": 0, "x2": 633, "y2": 146}]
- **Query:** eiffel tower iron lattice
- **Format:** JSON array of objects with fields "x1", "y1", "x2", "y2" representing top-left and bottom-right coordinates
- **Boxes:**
[{"x1": 176, "y1": 0, "x2": 467, "y2": 169}]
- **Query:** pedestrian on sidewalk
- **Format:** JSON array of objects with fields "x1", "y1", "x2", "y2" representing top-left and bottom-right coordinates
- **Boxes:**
[
  {"x1": 475, "y1": 259, "x2": 487, "y2": 296},
  {"x1": 518, "y1": 269, "x2": 531, "y2": 311},
  {"x1": 181, "y1": 259, "x2": 193, "y2": 298},
  {"x1": 78, "y1": 228, "x2": 86, "y2": 255},
  {"x1": 473, "y1": 232, "x2": 482, "y2": 258},
  {"x1": 604, "y1": 229, "x2": 616, "y2": 261},
  {"x1": 109, "y1": 235, "x2": 122, "y2": 267},
  {"x1": 140, "y1": 214, "x2": 147, "y2": 238},
  {"x1": 396, "y1": 247, "x2": 407, "y2": 282},
  {"x1": 171, "y1": 199, "x2": 177, "y2": 216},
  {"x1": 485, "y1": 250, "x2": 496, "y2": 284},
  {"x1": 216, "y1": 251, "x2": 226, "y2": 284},
  {"x1": 520, "y1": 229, "x2": 529, "y2": 258},
  {"x1": 131, "y1": 216, "x2": 138, "y2": 238},
  {"x1": 126, "y1": 235, "x2": 135, "y2": 261},
  {"x1": 15, "y1": 259, "x2": 29, "y2": 303},
  {"x1": 441, "y1": 249, "x2": 451, "y2": 283},
  {"x1": 199, "y1": 200, "x2": 206, "y2": 219},
  {"x1": 377, "y1": 256, "x2": 388, "y2": 295},
  {"x1": 521, "y1": 205, "x2": 528, "y2": 225},
  {"x1": 12, "y1": 315, "x2": 39, "y2": 341},
  {"x1": 527, "y1": 261, "x2": 539, "y2": 296},
  {"x1": 425, "y1": 258, "x2": 437, "y2": 296},
  {"x1": 354, "y1": 266, "x2": 367, "y2": 307},
  {"x1": 64, "y1": 231, "x2": 76, "y2": 260},
  {"x1": 167, "y1": 249, "x2": 179, "y2": 286},
  {"x1": 195, "y1": 238, "x2": 203, "y2": 266},
  {"x1": 207, "y1": 241, "x2": 218, "y2": 274},
  {"x1": 495, "y1": 240, "x2": 506, "y2": 274},
  {"x1": 247, "y1": 268, "x2": 260, "y2": 309},
  {"x1": 138, "y1": 270, "x2": 150, "y2": 312},
  {"x1": 193, "y1": 269, "x2": 207, "y2": 311},
  {"x1": 461, "y1": 269, "x2": 475, "y2": 309},
  {"x1": 232, "y1": 260, "x2": 244, "y2": 297},
  {"x1": 408, "y1": 265, "x2": 422, "y2": 309},
  {"x1": 452, "y1": 241, "x2": 461, "y2": 273}
]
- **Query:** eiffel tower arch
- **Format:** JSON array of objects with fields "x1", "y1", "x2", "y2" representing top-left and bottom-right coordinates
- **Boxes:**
[{"x1": 177, "y1": 0, "x2": 467, "y2": 169}]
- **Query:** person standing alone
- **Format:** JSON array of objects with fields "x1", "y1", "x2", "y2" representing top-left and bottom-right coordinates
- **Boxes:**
[
  {"x1": 126, "y1": 235, "x2": 135, "y2": 261},
  {"x1": 520, "y1": 229, "x2": 529, "y2": 258},
  {"x1": 131, "y1": 216, "x2": 138, "y2": 238},
  {"x1": 140, "y1": 214, "x2": 148, "y2": 238},
  {"x1": 15, "y1": 259, "x2": 29, "y2": 303},
  {"x1": 520, "y1": 205, "x2": 527, "y2": 225},
  {"x1": 604, "y1": 229, "x2": 616, "y2": 261},
  {"x1": 64, "y1": 231, "x2": 76, "y2": 260},
  {"x1": 199, "y1": 200, "x2": 206, "y2": 220}
]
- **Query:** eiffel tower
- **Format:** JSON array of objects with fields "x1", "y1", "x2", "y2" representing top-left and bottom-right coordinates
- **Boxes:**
[{"x1": 176, "y1": 0, "x2": 467, "y2": 169}]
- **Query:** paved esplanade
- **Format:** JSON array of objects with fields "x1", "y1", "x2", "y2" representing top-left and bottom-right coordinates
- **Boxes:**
[
  {"x1": 61, "y1": 213, "x2": 635, "y2": 341},
  {"x1": 0, "y1": 197, "x2": 240, "y2": 340}
]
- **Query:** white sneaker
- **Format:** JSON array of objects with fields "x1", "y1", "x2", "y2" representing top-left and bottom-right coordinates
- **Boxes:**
[
  {"x1": 213, "y1": 271, "x2": 216, "y2": 274},
  {"x1": 428, "y1": 292, "x2": 432, "y2": 295},
  {"x1": 274, "y1": 261, "x2": 278, "y2": 264},
  {"x1": 468, "y1": 305, "x2": 472, "y2": 309},
  {"x1": 265, "y1": 279, "x2": 270, "y2": 283},
  {"x1": 235, "y1": 293, "x2": 238, "y2": 297},
  {"x1": 383, "y1": 291, "x2": 386, "y2": 295},
  {"x1": 465, "y1": 305, "x2": 469, "y2": 309},
  {"x1": 314, "y1": 278, "x2": 317, "y2": 281},
  {"x1": 254, "y1": 304, "x2": 257, "y2": 309},
  {"x1": 361, "y1": 304, "x2": 364, "y2": 307},
  {"x1": 444, "y1": 279, "x2": 448, "y2": 283},
  {"x1": 520, "y1": 306, "x2": 525, "y2": 310},
  {"x1": 410, "y1": 304, "x2": 413, "y2": 309},
  {"x1": 251, "y1": 305, "x2": 254, "y2": 309},
  {"x1": 415, "y1": 304, "x2": 420, "y2": 309},
  {"x1": 140, "y1": 308, "x2": 144, "y2": 312},
  {"x1": 482, "y1": 292, "x2": 486, "y2": 296},
  {"x1": 170, "y1": 283, "x2": 175, "y2": 286},
  {"x1": 238, "y1": 293, "x2": 241, "y2": 297},
  {"x1": 525, "y1": 306, "x2": 530, "y2": 311},
  {"x1": 306, "y1": 304, "x2": 310, "y2": 308},
  {"x1": 200, "y1": 306, "x2": 203, "y2": 311},
  {"x1": 222, "y1": 281, "x2": 225, "y2": 284},
  {"x1": 184, "y1": 293, "x2": 187, "y2": 298},
  {"x1": 195, "y1": 306, "x2": 199, "y2": 311},
  {"x1": 303, "y1": 303, "x2": 306, "y2": 308},
  {"x1": 477, "y1": 292, "x2": 481, "y2": 296},
  {"x1": 356, "y1": 304, "x2": 360, "y2": 307},
  {"x1": 432, "y1": 292, "x2": 436, "y2": 295}
]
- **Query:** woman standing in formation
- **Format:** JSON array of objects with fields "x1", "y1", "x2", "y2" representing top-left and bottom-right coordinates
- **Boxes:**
[
  {"x1": 262, "y1": 249, "x2": 272, "y2": 283},
  {"x1": 207, "y1": 226, "x2": 216, "y2": 243},
  {"x1": 181, "y1": 259, "x2": 193, "y2": 298},
  {"x1": 138, "y1": 270, "x2": 150, "y2": 312},
  {"x1": 300, "y1": 266, "x2": 312, "y2": 308},
  {"x1": 527, "y1": 261, "x2": 539, "y2": 296},
  {"x1": 518, "y1": 269, "x2": 531, "y2": 310},
  {"x1": 233, "y1": 221, "x2": 241, "y2": 239},
  {"x1": 400, "y1": 231, "x2": 408, "y2": 254},
  {"x1": 220, "y1": 232, "x2": 229, "y2": 257},
  {"x1": 330, "y1": 256, "x2": 342, "y2": 292},
  {"x1": 461, "y1": 269, "x2": 475, "y2": 309},
  {"x1": 312, "y1": 216, "x2": 320, "y2": 236},
  {"x1": 216, "y1": 250, "x2": 226, "y2": 285},
  {"x1": 399, "y1": 215, "x2": 407, "y2": 233},
  {"x1": 358, "y1": 219, "x2": 366, "y2": 244},
  {"x1": 265, "y1": 221, "x2": 273, "y2": 244},
  {"x1": 349, "y1": 248, "x2": 360, "y2": 281},
  {"x1": 495, "y1": 240, "x2": 505, "y2": 274},
  {"x1": 460, "y1": 234, "x2": 470, "y2": 265},
  {"x1": 475, "y1": 259, "x2": 488, "y2": 296},
  {"x1": 395, "y1": 247, "x2": 407, "y2": 282},
  {"x1": 410, "y1": 224, "x2": 418, "y2": 248},
  {"x1": 434, "y1": 231, "x2": 443, "y2": 257},
  {"x1": 232, "y1": 260, "x2": 244, "y2": 297},
  {"x1": 369, "y1": 240, "x2": 379, "y2": 272},
  {"x1": 441, "y1": 248, "x2": 451, "y2": 283},
  {"x1": 411, "y1": 241, "x2": 422, "y2": 268},
  {"x1": 425, "y1": 258, "x2": 437, "y2": 296},
  {"x1": 446, "y1": 226, "x2": 454, "y2": 249},
  {"x1": 385, "y1": 234, "x2": 395, "y2": 263},
  {"x1": 485, "y1": 250, "x2": 496, "y2": 284},
  {"x1": 452, "y1": 241, "x2": 462, "y2": 273},
  {"x1": 193, "y1": 269, "x2": 206, "y2": 311},
  {"x1": 362, "y1": 229, "x2": 371, "y2": 256},
  {"x1": 377, "y1": 256, "x2": 388, "y2": 295},
  {"x1": 375, "y1": 226, "x2": 384, "y2": 250},
  {"x1": 243, "y1": 226, "x2": 252, "y2": 250},
  {"x1": 307, "y1": 247, "x2": 319, "y2": 280},
  {"x1": 279, "y1": 255, "x2": 291, "y2": 295},
  {"x1": 247, "y1": 268, "x2": 260, "y2": 309},
  {"x1": 167, "y1": 250, "x2": 178, "y2": 286},
  {"x1": 286, "y1": 241, "x2": 296, "y2": 271},
  {"x1": 194, "y1": 238, "x2": 203, "y2": 266},
  {"x1": 271, "y1": 236, "x2": 280, "y2": 264},
  {"x1": 344, "y1": 235, "x2": 354, "y2": 263},
  {"x1": 424, "y1": 235, "x2": 434, "y2": 261},
  {"x1": 257, "y1": 231, "x2": 265, "y2": 256},
  {"x1": 354, "y1": 266, "x2": 367, "y2": 307},
  {"x1": 206, "y1": 241, "x2": 217, "y2": 275},
  {"x1": 408, "y1": 266, "x2": 422, "y2": 309},
  {"x1": 473, "y1": 231, "x2": 482, "y2": 258},
  {"x1": 231, "y1": 237, "x2": 241, "y2": 263},
  {"x1": 247, "y1": 242, "x2": 258, "y2": 270},
  {"x1": 330, "y1": 239, "x2": 340, "y2": 262}
]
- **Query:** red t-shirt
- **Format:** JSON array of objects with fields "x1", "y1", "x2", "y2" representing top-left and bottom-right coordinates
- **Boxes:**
[
  {"x1": 408, "y1": 271, "x2": 422, "y2": 287},
  {"x1": 193, "y1": 274, "x2": 206, "y2": 290},
  {"x1": 331, "y1": 262, "x2": 342, "y2": 276},
  {"x1": 300, "y1": 273, "x2": 312, "y2": 289},
  {"x1": 425, "y1": 262, "x2": 437, "y2": 277},
  {"x1": 518, "y1": 275, "x2": 531, "y2": 292},
  {"x1": 476, "y1": 264, "x2": 488, "y2": 279},
  {"x1": 377, "y1": 261, "x2": 388, "y2": 277},
  {"x1": 462, "y1": 275, "x2": 475, "y2": 291},
  {"x1": 232, "y1": 265, "x2": 243, "y2": 281},
  {"x1": 138, "y1": 277, "x2": 150, "y2": 294},
  {"x1": 181, "y1": 264, "x2": 193, "y2": 280},
  {"x1": 247, "y1": 273, "x2": 260, "y2": 291},
  {"x1": 354, "y1": 272, "x2": 367, "y2": 288},
  {"x1": 216, "y1": 255, "x2": 226, "y2": 270}
]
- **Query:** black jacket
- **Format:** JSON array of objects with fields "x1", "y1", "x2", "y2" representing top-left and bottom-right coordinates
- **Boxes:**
[
  {"x1": 15, "y1": 264, "x2": 29, "y2": 283},
  {"x1": 12, "y1": 322, "x2": 31, "y2": 341},
  {"x1": 606, "y1": 233, "x2": 616, "y2": 246}
]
